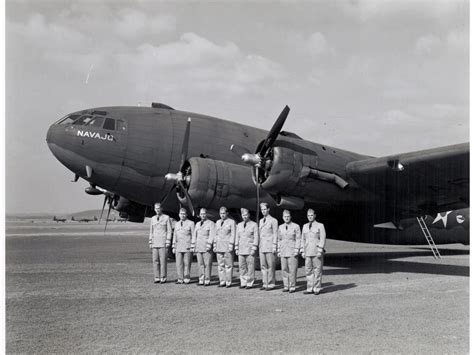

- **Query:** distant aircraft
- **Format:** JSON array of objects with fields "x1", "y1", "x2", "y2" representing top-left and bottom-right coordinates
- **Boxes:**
[
  {"x1": 46, "y1": 103, "x2": 469, "y2": 246},
  {"x1": 72, "y1": 216, "x2": 98, "y2": 223},
  {"x1": 53, "y1": 215, "x2": 67, "y2": 223}
]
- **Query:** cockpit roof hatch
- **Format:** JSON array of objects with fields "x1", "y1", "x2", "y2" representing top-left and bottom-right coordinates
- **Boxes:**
[{"x1": 151, "y1": 102, "x2": 174, "y2": 110}]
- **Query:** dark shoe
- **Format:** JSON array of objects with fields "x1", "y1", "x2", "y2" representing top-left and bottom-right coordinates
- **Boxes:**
[
  {"x1": 245, "y1": 286, "x2": 252, "y2": 289},
  {"x1": 154, "y1": 280, "x2": 160, "y2": 284},
  {"x1": 204, "y1": 283, "x2": 210, "y2": 287},
  {"x1": 282, "y1": 289, "x2": 289, "y2": 293},
  {"x1": 303, "y1": 291, "x2": 312, "y2": 295},
  {"x1": 218, "y1": 283, "x2": 225, "y2": 288},
  {"x1": 239, "y1": 285, "x2": 246, "y2": 289},
  {"x1": 197, "y1": 283, "x2": 204, "y2": 287},
  {"x1": 260, "y1": 287, "x2": 266, "y2": 291}
]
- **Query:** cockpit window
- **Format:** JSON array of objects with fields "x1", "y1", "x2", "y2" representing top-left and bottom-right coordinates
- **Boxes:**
[
  {"x1": 103, "y1": 118, "x2": 115, "y2": 130},
  {"x1": 73, "y1": 114, "x2": 93, "y2": 126},
  {"x1": 116, "y1": 119, "x2": 126, "y2": 131},
  {"x1": 85, "y1": 116, "x2": 105, "y2": 128},
  {"x1": 55, "y1": 113, "x2": 81, "y2": 125}
]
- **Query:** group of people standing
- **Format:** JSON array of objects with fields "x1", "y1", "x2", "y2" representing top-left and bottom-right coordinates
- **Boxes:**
[{"x1": 149, "y1": 202, "x2": 326, "y2": 295}]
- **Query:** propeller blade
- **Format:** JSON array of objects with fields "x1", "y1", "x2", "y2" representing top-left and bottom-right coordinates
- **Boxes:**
[
  {"x1": 258, "y1": 105, "x2": 290, "y2": 157},
  {"x1": 178, "y1": 180, "x2": 195, "y2": 216},
  {"x1": 98, "y1": 195, "x2": 108, "y2": 224},
  {"x1": 230, "y1": 144, "x2": 251, "y2": 157},
  {"x1": 104, "y1": 201, "x2": 112, "y2": 234},
  {"x1": 160, "y1": 184, "x2": 176, "y2": 205},
  {"x1": 256, "y1": 166, "x2": 260, "y2": 224},
  {"x1": 179, "y1": 117, "x2": 192, "y2": 169}
]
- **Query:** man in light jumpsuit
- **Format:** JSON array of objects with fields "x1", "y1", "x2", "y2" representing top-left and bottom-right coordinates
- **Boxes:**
[
  {"x1": 259, "y1": 202, "x2": 278, "y2": 291},
  {"x1": 172, "y1": 208, "x2": 195, "y2": 284},
  {"x1": 191, "y1": 208, "x2": 215, "y2": 286},
  {"x1": 235, "y1": 208, "x2": 259, "y2": 289},
  {"x1": 149, "y1": 202, "x2": 172, "y2": 283},
  {"x1": 301, "y1": 209, "x2": 326, "y2": 295},
  {"x1": 277, "y1": 210, "x2": 301, "y2": 293},
  {"x1": 214, "y1": 206, "x2": 236, "y2": 288}
]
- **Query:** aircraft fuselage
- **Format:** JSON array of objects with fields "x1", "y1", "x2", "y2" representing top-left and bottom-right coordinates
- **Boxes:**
[{"x1": 46, "y1": 105, "x2": 469, "y2": 245}]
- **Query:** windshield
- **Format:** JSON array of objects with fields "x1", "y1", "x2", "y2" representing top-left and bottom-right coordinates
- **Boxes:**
[{"x1": 55, "y1": 113, "x2": 81, "y2": 125}]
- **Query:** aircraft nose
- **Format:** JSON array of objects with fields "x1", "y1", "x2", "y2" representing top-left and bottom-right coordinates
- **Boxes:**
[
  {"x1": 46, "y1": 116, "x2": 84, "y2": 177},
  {"x1": 46, "y1": 123, "x2": 53, "y2": 144},
  {"x1": 46, "y1": 122, "x2": 62, "y2": 160}
]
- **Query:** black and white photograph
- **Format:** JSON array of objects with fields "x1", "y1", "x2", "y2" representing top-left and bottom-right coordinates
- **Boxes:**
[{"x1": 5, "y1": 0, "x2": 469, "y2": 353}]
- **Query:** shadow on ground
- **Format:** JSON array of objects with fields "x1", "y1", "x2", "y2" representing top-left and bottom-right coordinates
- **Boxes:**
[
  {"x1": 324, "y1": 248, "x2": 469, "y2": 277},
  {"x1": 128, "y1": 247, "x2": 469, "y2": 278}
]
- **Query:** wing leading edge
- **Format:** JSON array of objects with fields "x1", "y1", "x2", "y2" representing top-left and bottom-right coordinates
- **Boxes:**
[{"x1": 346, "y1": 143, "x2": 469, "y2": 221}]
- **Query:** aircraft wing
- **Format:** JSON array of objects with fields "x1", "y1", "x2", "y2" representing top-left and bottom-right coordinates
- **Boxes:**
[{"x1": 346, "y1": 143, "x2": 469, "y2": 220}]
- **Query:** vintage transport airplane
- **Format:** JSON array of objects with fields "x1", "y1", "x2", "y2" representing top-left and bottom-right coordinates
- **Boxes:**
[{"x1": 46, "y1": 103, "x2": 469, "y2": 246}]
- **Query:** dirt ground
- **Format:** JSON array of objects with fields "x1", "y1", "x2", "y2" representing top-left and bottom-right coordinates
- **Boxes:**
[{"x1": 5, "y1": 220, "x2": 469, "y2": 353}]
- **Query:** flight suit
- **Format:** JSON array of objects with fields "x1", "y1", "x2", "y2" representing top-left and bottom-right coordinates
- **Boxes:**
[
  {"x1": 259, "y1": 215, "x2": 278, "y2": 289},
  {"x1": 149, "y1": 213, "x2": 172, "y2": 282},
  {"x1": 173, "y1": 219, "x2": 195, "y2": 283},
  {"x1": 192, "y1": 219, "x2": 215, "y2": 285},
  {"x1": 301, "y1": 221, "x2": 326, "y2": 294},
  {"x1": 277, "y1": 222, "x2": 301, "y2": 292},
  {"x1": 235, "y1": 220, "x2": 259, "y2": 288},
  {"x1": 214, "y1": 218, "x2": 236, "y2": 286}
]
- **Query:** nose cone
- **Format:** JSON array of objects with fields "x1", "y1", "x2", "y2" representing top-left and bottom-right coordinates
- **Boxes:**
[
  {"x1": 46, "y1": 122, "x2": 62, "y2": 159},
  {"x1": 46, "y1": 123, "x2": 53, "y2": 144}
]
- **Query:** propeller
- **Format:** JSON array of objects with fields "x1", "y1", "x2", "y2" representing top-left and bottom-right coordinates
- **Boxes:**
[
  {"x1": 98, "y1": 192, "x2": 114, "y2": 224},
  {"x1": 103, "y1": 199, "x2": 113, "y2": 233},
  {"x1": 230, "y1": 105, "x2": 290, "y2": 222},
  {"x1": 258, "y1": 105, "x2": 290, "y2": 158},
  {"x1": 98, "y1": 195, "x2": 108, "y2": 223},
  {"x1": 164, "y1": 117, "x2": 195, "y2": 216}
]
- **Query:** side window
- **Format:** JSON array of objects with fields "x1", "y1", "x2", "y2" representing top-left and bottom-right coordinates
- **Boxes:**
[
  {"x1": 116, "y1": 119, "x2": 126, "y2": 131},
  {"x1": 103, "y1": 118, "x2": 115, "y2": 131},
  {"x1": 86, "y1": 116, "x2": 105, "y2": 128}
]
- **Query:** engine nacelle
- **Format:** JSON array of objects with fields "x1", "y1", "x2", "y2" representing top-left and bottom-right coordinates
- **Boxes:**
[
  {"x1": 260, "y1": 146, "x2": 319, "y2": 194},
  {"x1": 115, "y1": 196, "x2": 147, "y2": 223},
  {"x1": 185, "y1": 157, "x2": 275, "y2": 211}
]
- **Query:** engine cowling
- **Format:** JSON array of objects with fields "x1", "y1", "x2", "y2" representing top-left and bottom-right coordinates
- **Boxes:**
[
  {"x1": 183, "y1": 157, "x2": 275, "y2": 211},
  {"x1": 259, "y1": 145, "x2": 349, "y2": 197},
  {"x1": 260, "y1": 146, "x2": 319, "y2": 194},
  {"x1": 115, "y1": 196, "x2": 148, "y2": 222}
]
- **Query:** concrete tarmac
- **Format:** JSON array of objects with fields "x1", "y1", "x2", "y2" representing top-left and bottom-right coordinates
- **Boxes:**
[{"x1": 6, "y1": 220, "x2": 469, "y2": 353}]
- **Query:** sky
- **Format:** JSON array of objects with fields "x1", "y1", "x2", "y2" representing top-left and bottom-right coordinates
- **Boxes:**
[{"x1": 5, "y1": 0, "x2": 469, "y2": 214}]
